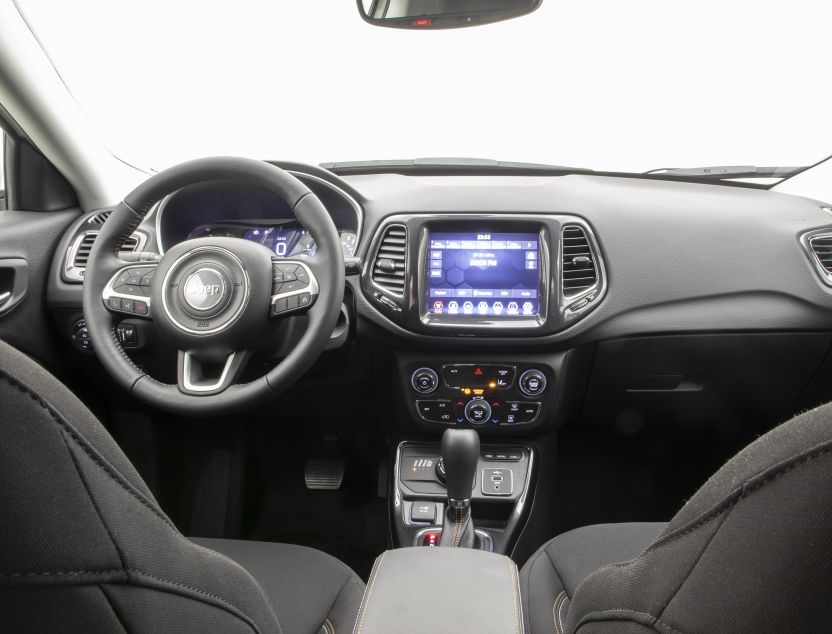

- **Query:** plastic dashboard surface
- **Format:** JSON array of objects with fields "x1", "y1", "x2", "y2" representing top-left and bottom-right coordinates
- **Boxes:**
[
  {"x1": 343, "y1": 171, "x2": 832, "y2": 347},
  {"x1": 47, "y1": 164, "x2": 832, "y2": 350}
]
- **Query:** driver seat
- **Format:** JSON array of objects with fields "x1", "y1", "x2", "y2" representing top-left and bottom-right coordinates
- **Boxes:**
[{"x1": 0, "y1": 339, "x2": 365, "y2": 633}]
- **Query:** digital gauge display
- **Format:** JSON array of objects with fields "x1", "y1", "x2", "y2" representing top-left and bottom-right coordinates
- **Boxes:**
[
  {"x1": 187, "y1": 223, "x2": 357, "y2": 258},
  {"x1": 243, "y1": 226, "x2": 316, "y2": 258}
]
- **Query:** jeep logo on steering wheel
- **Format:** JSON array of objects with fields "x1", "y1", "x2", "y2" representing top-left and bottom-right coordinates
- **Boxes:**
[{"x1": 183, "y1": 268, "x2": 226, "y2": 311}]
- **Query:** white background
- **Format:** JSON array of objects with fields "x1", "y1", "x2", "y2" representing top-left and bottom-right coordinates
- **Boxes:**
[{"x1": 16, "y1": 0, "x2": 832, "y2": 173}]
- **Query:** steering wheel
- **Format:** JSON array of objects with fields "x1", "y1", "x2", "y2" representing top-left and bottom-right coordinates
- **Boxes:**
[{"x1": 82, "y1": 157, "x2": 345, "y2": 416}]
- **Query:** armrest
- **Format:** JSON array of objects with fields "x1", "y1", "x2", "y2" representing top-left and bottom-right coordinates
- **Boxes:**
[{"x1": 353, "y1": 547, "x2": 523, "y2": 634}]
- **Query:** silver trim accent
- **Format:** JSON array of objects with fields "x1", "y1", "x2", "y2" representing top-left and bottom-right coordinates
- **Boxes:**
[
  {"x1": 154, "y1": 169, "x2": 363, "y2": 256},
  {"x1": 800, "y1": 229, "x2": 832, "y2": 287},
  {"x1": 560, "y1": 220, "x2": 607, "y2": 318},
  {"x1": 481, "y1": 467, "x2": 514, "y2": 496},
  {"x1": 64, "y1": 229, "x2": 148, "y2": 282},
  {"x1": 181, "y1": 351, "x2": 237, "y2": 393},
  {"x1": 410, "y1": 367, "x2": 439, "y2": 394},
  {"x1": 513, "y1": 447, "x2": 535, "y2": 520},
  {"x1": 368, "y1": 222, "x2": 408, "y2": 298},
  {"x1": 412, "y1": 527, "x2": 494, "y2": 551},
  {"x1": 0, "y1": 291, "x2": 11, "y2": 306},
  {"x1": 102, "y1": 263, "x2": 155, "y2": 318},
  {"x1": 161, "y1": 246, "x2": 250, "y2": 336},
  {"x1": 270, "y1": 261, "x2": 320, "y2": 313},
  {"x1": 518, "y1": 369, "x2": 547, "y2": 397}
]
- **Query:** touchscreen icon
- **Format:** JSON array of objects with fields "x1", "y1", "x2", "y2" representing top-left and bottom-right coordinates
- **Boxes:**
[
  {"x1": 507, "y1": 301, "x2": 519, "y2": 315},
  {"x1": 477, "y1": 301, "x2": 488, "y2": 315},
  {"x1": 522, "y1": 301, "x2": 534, "y2": 315},
  {"x1": 433, "y1": 301, "x2": 444, "y2": 314},
  {"x1": 448, "y1": 301, "x2": 459, "y2": 314},
  {"x1": 463, "y1": 301, "x2": 474, "y2": 315},
  {"x1": 493, "y1": 301, "x2": 504, "y2": 315}
]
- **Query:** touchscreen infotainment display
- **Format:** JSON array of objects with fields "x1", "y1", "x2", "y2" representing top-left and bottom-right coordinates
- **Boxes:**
[{"x1": 426, "y1": 232, "x2": 540, "y2": 318}]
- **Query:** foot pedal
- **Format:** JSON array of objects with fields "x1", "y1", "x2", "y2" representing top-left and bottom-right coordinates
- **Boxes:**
[{"x1": 304, "y1": 459, "x2": 345, "y2": 490}]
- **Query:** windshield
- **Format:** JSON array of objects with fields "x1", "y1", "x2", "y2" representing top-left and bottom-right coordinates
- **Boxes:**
[{"x1": 14, "y1": 0, "x2": 832, "y2": 175}]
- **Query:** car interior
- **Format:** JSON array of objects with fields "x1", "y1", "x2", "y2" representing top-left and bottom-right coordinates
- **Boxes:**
[{"x1": 1, "y1": 1, "x2": 831, "y2": 632}]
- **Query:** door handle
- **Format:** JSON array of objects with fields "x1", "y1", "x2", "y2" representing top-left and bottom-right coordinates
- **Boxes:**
[{"x1": 0, "y1": 258, "x2": 28, "y2": 317}]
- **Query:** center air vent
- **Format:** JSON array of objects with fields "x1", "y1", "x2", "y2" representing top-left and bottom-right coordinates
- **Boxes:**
[
  {"x1": 561, "y1": 224, "x2": 599, "y2": 299},
  {"x1": 371, "y1": 224, "x2": 407, "y2": 295},
  {"x1": 88, "y1": 210, "x2": 112, "y2": 226}
]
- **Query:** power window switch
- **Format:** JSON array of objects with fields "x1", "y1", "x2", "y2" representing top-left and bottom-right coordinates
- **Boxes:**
[{"x1": 410, "y1": 501, "x2": 436, "y2": 523}]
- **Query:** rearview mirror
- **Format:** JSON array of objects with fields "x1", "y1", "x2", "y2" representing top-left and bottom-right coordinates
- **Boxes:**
[{"x1": 358, "y1": 0, "x2": 543, "y2": 30}]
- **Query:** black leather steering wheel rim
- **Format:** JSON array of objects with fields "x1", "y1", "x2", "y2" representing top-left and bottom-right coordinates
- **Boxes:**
[{"x1": 82, "y1": 157, "x2": 345, "y2": 416}]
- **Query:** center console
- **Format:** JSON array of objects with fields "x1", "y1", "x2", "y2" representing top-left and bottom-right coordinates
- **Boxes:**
[
  {"x1": 354, "y1": 547, "x2": 523, "y2": 634},
  {"x1": 392, "y1": 440, "x2": 534, "y2": 554}
]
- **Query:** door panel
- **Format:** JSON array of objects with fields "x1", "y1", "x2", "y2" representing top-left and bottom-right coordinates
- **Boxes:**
[{"x1": 0, "y1": 208, "x2": 81, "y2": 369}]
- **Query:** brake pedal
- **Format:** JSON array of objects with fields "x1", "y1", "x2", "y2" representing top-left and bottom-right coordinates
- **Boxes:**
[{"x1": 304, "y1": 459, "x2": 345, "y2": 490}]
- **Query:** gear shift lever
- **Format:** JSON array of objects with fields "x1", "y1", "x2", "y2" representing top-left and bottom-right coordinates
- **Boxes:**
[{"x1": 439, "y1": 428, "x2": 479, "y2": 548}]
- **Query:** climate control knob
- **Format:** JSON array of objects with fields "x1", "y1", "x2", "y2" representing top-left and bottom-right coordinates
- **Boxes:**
[
  {"x1": 411, "y1": 367, "x2": 439, "y2": 394},
  {"x1": 519, "y1": 369, "x2": 547, "y2": 397},
  {"x1": 464, "y1": 399, "x2": 492, "y2": 425}
]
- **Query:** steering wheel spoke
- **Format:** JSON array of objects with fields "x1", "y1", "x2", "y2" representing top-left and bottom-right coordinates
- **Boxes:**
[
  {"x1": 177, "y1": 349, "x2": 250, "y2": 395},
  {"x1": 102, "y1": 262, "x2": 158, "y2": 319},
  {"x1": 269, "y1": 258, "x2": 319, "y2": 317}
]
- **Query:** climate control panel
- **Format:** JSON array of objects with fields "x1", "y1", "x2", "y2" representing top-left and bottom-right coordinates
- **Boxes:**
[{"x1": 410, "y1": 363, "x2": 549, "y2": 427}]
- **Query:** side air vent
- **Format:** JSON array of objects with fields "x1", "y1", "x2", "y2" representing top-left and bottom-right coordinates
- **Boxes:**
[
  {"x1": 371, "y1": 224, "x2": 407, "y2": 295},
  {"x1": 64, "y1": 230, "x2": 145, "y2": 282},
  {"x1": 561, "y1": 224, "x2": 599, "y2": 299},
  {"x1": 72, "y1": 233, "x2": 98, "y2": 268},
  {"x1": 804, "y1": 232, "x2": 832, "y2": 286},
  {"x1": 808, "y1": 235, "x2": 832, "y2": 273},
  {"x1": 87, "y1": 210, "x2": 112, "y2": 226}
]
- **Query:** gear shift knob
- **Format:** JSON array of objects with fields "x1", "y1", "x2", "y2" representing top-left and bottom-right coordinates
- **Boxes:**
[{"x1": 441, "y1": 428, "x2": 480, "y2": 505}]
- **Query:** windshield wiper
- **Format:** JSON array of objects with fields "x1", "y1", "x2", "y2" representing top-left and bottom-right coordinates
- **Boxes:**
[
  {"x1": 644, "y1": 165, "x2": 805, "y2": 180},
  {"x1": 321, "y1": 157, "x2": 593, "y2": 175}
]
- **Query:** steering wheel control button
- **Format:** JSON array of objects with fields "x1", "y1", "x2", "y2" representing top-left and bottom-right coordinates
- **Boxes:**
[
  {"x1": 298, "y1": 292, "x2": 312, "y2": 307},
  {"x1": 464, "y1": 399, "x2": 491, "y2": 425},
  {"x1": 134, "y1": 300, "x2": 149, "y2": 316},
  {"x1": 411, "y1": 367, "x2": 439, "y2": 394},
  {"x1": 518, "y1": 369, "x2": 547, "y2": 397}
]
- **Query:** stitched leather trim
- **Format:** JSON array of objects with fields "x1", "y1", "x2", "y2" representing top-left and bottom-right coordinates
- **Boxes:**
[
  {"x1": 353, "y1": 551, "x2": 388, "y2": 634},
  {"x1": 553, "y1": 591, "x2": 567, "y2": 634},
  {"x1": 0, "y1": 371, "x2": 175, "y2": 530},
  {"x1": 507, "y1": 556, "x2": 521, "y2": 634},
  {"x1": 648, "y1": 439, "x2": 832, "y2": 553}
]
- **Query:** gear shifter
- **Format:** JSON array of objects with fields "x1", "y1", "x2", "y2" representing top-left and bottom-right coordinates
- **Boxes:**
[{"x1": 438, "y1": 428, "x2": 479, "y2": 548}]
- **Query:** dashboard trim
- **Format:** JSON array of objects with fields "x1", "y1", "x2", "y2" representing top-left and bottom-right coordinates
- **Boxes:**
[
  {"x1": 154, "y1": 169, "x2": 363, "y2": 257},
  {"x1": 64, "y1": 229, "x2": 148, "y2": 282}
]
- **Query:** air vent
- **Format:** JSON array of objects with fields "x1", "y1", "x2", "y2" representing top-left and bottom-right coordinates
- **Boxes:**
[
  {"x1": 808, "y1": 235, "x2": 832, "y2": 274},
  {"x1": 561, "y1": 224, "x2": 599, "y2": 298},
  {"x1": 372, "y1": 224, "x2": 407, "y2": 295},
  {"x1": 87, "y1": 210, "x2": 112, "y2": 226},
  {"x1": 64, "y1": 230, "x2": 145, "y2": 282},
  {"x1": 72, "y1": 233, "x2": 98, "y2": 268}
]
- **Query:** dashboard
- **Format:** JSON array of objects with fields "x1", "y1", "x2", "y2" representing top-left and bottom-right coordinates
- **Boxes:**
[
  {"x1": 45, "y1": 161, "x2": 832, "y2": 438},
  {"x1": 155, "y1": 173, "x2": 361, "y2": 257}
]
